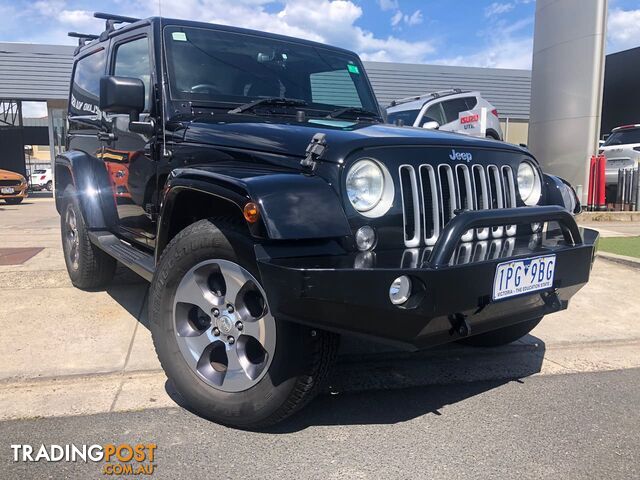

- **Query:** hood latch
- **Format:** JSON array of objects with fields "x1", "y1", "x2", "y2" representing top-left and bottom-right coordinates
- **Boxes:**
[{"x1": 301, "y1": 133, "x2": 327, "y2": 173}]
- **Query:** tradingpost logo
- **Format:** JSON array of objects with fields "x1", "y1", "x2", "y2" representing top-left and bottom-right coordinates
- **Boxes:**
[{"x1": 11, "y1": 443, "x2": 157, "y2": 476}]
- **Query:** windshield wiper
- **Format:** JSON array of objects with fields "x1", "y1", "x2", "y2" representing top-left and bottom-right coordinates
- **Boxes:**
[
  {"x1": 326, "y1": 106, "x2": 380, "y2": 121},
  {"x1": 228, "y1": 97, "x2": 308, "y2": 114}
]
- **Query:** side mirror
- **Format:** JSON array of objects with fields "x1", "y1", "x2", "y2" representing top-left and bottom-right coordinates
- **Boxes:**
[
  {"x1": 422, "y1": 121, "x2": 440, "y2": 130},
  {"x1": 100, "y1": 76, "x2": 145, "y2": 121}
]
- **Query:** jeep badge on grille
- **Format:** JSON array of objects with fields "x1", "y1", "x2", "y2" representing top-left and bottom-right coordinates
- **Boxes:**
[{"x1": 449, "y1": 149, "x2": 473, "y2": 162}]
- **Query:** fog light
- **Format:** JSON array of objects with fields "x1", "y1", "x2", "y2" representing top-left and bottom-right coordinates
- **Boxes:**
[
  {"x1": 355, "y1": 226, "x2": 376, "y2": 251},
  {"x1": 389, "y1": 275, "x2": 411, "y2": 305}
]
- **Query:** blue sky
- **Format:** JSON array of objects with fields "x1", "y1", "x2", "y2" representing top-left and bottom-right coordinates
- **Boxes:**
[{"x1": 2, "y1": 1, "x2": 639, "y2": 69}]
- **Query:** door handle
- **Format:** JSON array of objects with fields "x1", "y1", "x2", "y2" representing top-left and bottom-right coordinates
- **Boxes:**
[{"x1": 97, "y1": 131, "x2": 117, "y2": 142}]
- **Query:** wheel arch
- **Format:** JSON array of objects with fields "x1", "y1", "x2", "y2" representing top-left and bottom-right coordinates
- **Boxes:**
[
  {"x1": 54, "y1": 151, "x2": 118, "y2": 228},
  {"x1": 156, "y1": 170, "x2": 352, "y2": 260}
]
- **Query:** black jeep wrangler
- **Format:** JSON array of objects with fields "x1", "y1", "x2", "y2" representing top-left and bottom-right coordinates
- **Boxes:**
[{"x1": 56, "y1": 13, "x2": 598, "y2": 429}]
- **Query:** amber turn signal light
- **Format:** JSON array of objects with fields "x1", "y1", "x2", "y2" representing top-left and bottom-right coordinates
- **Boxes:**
[{"x1": 243, "y1": 202, "x2": 260, "y2": 223}]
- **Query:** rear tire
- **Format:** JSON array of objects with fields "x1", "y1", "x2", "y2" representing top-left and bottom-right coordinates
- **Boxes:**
[
  {"x1": 4, "y1": 197, "x2": 23, "y2": 205},
  {"x1": 46, "y1": 181, "x2": 53, "y2": 191},
  {"x1": 149, "y1": 218, "x2": 339, "y2": 429},
  {"x1": 458, "y1": 317, "x2": 543, "y2": 347},
  {"x1": 60, "y1": 185, "x2": 117, "y2": 289}
]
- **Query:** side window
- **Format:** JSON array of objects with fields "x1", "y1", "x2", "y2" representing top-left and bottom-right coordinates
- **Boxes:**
[
  {"x1": 442, "y1": 98, "x2": 471, "y2": 123},
  {"x1": 310, "y1": 69, "x2": 362, "y2": 108},
  {"x1": 422, "y1": 103, "x2": 445, "y2": 126},
  {"x1": 70, "y1": 49, "x2": 106, "y2": 116},
  {"x1": 113, "y1": 37, "x2": 152, "y2": 111},
  {"x1": 463, "y1": 96, "x2": 478, "y2": 110}
]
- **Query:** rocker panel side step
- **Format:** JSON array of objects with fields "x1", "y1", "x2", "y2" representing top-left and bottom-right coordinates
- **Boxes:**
[{"x1": 88, "y1": 231, "x2": 155, "y2": 281}]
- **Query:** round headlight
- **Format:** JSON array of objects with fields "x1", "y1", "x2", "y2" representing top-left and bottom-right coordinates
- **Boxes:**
[
  {"x1": 517, "y1": 161, "x2": 542, "y2": 206},
  {"x1": 346, "y1": 160, "x2": 384, "y2": 212}
]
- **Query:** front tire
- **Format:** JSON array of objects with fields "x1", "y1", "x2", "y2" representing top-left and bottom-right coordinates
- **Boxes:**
[
  {"x1": 149, "y1": 219, "x2": 338, "y2": 429},
  {"x1": 60, "y1": 185, "x2": 117, "y2": 289},
  {"x1": 458, "y1": 317, "x2": 543, "y2": 347}
]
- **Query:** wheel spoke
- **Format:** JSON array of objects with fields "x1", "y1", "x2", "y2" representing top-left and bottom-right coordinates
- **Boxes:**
[
  {"x1": 239, "y1": 319, "x2": 267, "y2": 346},
  {"x1": 217, "y1": 262, "x2": 248, "y2": 306},
  {"x1": 221, "y1": 345, "x2": 251, "y2": 390},
  {"x1": 175, "y1": 328, "x2": 216, "y2": 371},
  {"x1": 175, "y1": 271, "x2": 221, "y2": 314}
]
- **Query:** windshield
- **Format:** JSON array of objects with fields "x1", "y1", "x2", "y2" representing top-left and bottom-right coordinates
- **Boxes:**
[
  {"x1": 386, "y1": 109, "x2": 420, "y2": 126},
  {"x1": 603, "y1": 128, "x2": 640, "y2": 146},
  {"x1": 163, "y1": 26, "x2": 379, "y2": 115}
]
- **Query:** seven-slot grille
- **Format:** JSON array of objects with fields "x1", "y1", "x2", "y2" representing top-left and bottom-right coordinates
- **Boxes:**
[{"x1": 399, "y1": 163, "x2": 518, "y2": 248}]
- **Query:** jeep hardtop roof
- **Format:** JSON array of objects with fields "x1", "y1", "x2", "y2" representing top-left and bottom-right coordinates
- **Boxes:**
[{"x1": 70, "y1": 12, "x2": 358, "y2": 58}]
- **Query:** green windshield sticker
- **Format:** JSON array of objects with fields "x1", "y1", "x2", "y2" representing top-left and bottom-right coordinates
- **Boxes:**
[
  {"x1": 172, "y1": 32, "x2": 187, "y2": 42},
  {"x1": 347, "y1": 64, "x2": 360, "y2": 74}
]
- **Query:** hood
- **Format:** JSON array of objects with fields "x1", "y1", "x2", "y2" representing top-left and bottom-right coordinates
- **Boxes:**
[
  {"x1": 0, "y1": 169, "x2": 25, "y2": 180},
  {"x1": 179, "y1": 114, "x2": 528, "y2": 163}
]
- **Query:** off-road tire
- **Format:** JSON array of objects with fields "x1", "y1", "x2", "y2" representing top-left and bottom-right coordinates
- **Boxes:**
[
  {"x1": 458, "y1": 317, "x2": 543, "y2": 347},
  {"x1": 4, "y1": 197, "x2": 24, "y2": 205},
  {"x1": 149, "y1": 218, "x2": 339, "y2": 429},
  {"x1": 60, "y1": 185, "x2": 117, "y2": 289}
]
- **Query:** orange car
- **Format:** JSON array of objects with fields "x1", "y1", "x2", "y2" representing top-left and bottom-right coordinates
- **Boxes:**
[{"x1": 0, "y1": 168, "x2": 29, "y2": 205}]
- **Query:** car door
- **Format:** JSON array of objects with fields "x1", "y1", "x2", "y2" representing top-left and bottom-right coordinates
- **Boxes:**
[{"x1": 103, "y1": 31, "x2": 157, "y2": 247}]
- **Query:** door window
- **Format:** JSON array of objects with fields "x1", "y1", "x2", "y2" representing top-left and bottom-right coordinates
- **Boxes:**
[
  {"x1": 113, "y1": 37, "x2": 152, "y2": 111},
  {"x1": 442, "y1": 98, "x2": 472, "y2": 123},
  {"x1": 422, "y1": 103, "x2": 445, "y2": 126},
  {"x1": 70, "y1": 49, "x2": 106, "y2": 116}
]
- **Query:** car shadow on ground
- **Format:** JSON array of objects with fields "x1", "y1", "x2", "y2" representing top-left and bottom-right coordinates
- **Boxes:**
[{"x1": 104, "y1": 267, "x2": 546, "y2": 432}]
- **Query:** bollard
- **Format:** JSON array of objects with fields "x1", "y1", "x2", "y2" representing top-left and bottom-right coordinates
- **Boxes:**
[
  {"x1": 616, "y1": 169, "x2": 623, "y2": 207},
  {"x1": 635, "y1": 166, "x2": 640, "y2": 211},
  {"x1": 587, "y1": 155, "x2": 596, "y2": 211},
  {"x1": 632, "y1": 166, "x2": 638, "y2": 211},
  {"x1": 596, "y1": 155, "x2": 606, "y2": 211}
]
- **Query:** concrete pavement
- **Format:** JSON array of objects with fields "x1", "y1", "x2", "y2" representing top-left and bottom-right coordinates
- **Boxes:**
[{"x1": 1, "y1": 197, "x2": 640, "y2": 422}]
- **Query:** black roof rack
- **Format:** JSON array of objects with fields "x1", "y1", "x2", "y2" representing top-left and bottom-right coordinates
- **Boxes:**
[
  {"x1": 68, "y1": 31, "x2": 100, "y2": 47},
  {"x1": 94, "y1": 12, "x2": 140, "y2": 37}
]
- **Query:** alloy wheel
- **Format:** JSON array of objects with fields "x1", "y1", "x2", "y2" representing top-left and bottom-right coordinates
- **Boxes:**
[
  {"x1": 65, "y1": 206, "x2": 80, "y2": 270},
  {"x1": 172, "y1": 259, "x2": 276, "y2": 392}
]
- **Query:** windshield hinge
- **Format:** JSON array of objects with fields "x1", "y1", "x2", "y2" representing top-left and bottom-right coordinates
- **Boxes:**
[{"x1": 301, "y1": 133, "x2": 327, "y2": 172}]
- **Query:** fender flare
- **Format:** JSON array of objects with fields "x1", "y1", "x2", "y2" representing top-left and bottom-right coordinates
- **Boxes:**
[
  {"x1": 544, "y1": 174, "x2": 581, "y2": 214},
  {"x1": 54, "y1": 150, "x2": 118, "y2": 229},
  {"x1": 158, "y1": 169, "x2": 351, "y2": 249}
]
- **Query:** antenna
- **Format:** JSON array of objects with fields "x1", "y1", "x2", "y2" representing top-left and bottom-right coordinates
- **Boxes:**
[{"x1": 158, "y1": 0, "x2": 168, "y2": 158}]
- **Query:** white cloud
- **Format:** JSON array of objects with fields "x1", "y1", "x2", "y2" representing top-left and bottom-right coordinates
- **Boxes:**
[
  {"x1": 377, "y1": 0, "x2": 399, "y2": 11},
  {"x1": 485, "y1": 2, "x2": 515, "y2": 17},
  {"x1": 390, "y1": 10, "x2": 403, "y2": 27},
  {"x1": 435, "y1": 17, "x2": 533, "y2": 69},
  {"x1": 405, "y1": 10, "x2": 423, "y2": 26},
  {"x1": 124, "y1": 0, "x2": 435, "y2": 63},
  {"x1": 607, "y1": 8, "x2": 640, "y2": 53}
]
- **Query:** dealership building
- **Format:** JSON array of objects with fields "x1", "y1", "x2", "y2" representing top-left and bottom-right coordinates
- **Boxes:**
[{"x1": 0, "y1": 40, "x2": 637, "y2": 177}]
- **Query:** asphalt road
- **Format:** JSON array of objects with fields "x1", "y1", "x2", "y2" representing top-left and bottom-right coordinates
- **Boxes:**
[{"x1": 2, "y1": 368, "x2": 638, "y2": 480}]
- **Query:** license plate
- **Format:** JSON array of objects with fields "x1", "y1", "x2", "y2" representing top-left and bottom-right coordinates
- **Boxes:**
[
  {"x1": 1, "y1": 187, "x2": 14, "y2": 194},
  {"x1": 493, "y1": 254, "x2": 556, "y2": 300}
]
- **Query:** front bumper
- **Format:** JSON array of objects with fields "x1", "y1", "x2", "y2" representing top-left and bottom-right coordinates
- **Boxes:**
[
  {"x1": 0, "y1": 186, "x2": 28, "y2": 199},
  {"x1": 257, "y1": 206, "x2": 598, "y2": 350}
]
